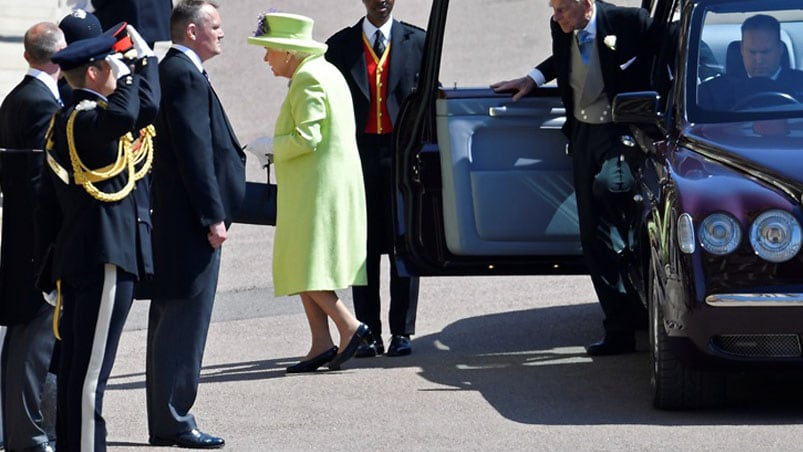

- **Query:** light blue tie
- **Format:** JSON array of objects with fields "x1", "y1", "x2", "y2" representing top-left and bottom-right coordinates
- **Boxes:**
[{"x1": 578, "y1": 30, "x2": 594, "y2": 65}]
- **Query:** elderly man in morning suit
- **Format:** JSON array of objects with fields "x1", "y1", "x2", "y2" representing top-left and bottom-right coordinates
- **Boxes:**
[
  {"x1": 325, "y1": 0, "x2": 425, "y2": 358},
  {"x1": 493, "y1": 0, "x2": 656, "y2": 355}
]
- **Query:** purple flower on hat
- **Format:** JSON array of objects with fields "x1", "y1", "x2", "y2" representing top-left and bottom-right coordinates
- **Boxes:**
[{"x1": 253, "y1": 9, "x2": 279, "y2": 37}]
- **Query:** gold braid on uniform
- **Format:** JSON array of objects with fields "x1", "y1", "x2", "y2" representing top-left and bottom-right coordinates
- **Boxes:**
[
  {"x1": 65, "y1": 100, "x2": 154, "y2": 202},
  {"x1": 45, "y1": 103, "x2": 155, "y2": 340}
]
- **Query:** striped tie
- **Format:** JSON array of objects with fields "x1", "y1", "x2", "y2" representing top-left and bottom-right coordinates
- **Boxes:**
[{"x1": 373, "y1": 30, "x2": 385, "y2": 57}]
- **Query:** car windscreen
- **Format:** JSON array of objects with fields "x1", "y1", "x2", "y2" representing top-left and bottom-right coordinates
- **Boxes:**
[{"x1": 688, "y1": 0, "x2": 803, "y2": 123}]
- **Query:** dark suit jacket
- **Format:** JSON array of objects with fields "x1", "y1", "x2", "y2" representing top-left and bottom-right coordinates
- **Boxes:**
[
  {"x1": 0, "y1": 75, "x2": 60, "y2": 325},
  {"x1": 535, "y1": 0, "x2": 653, "y2": 141},
  {"x1": 152, "y1": 49, "x2": 245, "y2": 299},
  {"x1": 35, "y1": 56, "x2": 160, "y2": 289},
  {"x1": 325, "y1": 18, "x2": 426, "y2": 136},
  {"x1": 698, "y1": 68, "x2": 803, "y2": 110},
  {"x1": 92, "y1": 0, "x2": 172, "y2": 44}
]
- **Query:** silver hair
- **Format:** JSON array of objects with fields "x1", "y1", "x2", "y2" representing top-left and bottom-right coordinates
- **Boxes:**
[{"x1": 24, "y1": 22, "x2": 64, "y2": 65}]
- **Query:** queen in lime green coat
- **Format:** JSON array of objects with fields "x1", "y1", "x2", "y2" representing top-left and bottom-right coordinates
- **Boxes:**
[
  {"x1": 272, "y1": 53, "x2": 367, "y2": 296},
  {"x1": 248, "y1": 12, "x2": 374, "y2": 372}
]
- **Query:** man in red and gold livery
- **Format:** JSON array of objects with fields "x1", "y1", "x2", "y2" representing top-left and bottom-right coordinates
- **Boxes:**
[{"x1": 325, "y1": 0, "x2": 425, "y2": 358}]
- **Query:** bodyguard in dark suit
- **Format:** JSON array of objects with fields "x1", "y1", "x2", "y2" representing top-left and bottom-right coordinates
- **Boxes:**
[
  {"x1": 92, "y1": 0, "x2": 172, "y2": 45},
  {"x1": 325, "y1": 0, "x2": 425, "y2": 358},
  {"x1": 493, "y1": 0, "x2": 654, "y2": 355},
  {"x1": 0, "y1": 22, "x2": 65, "y2": 452},
  {"x1": 37, "y1": 24, "x2": 159, "y2": 451},
  {"x1": 147, "y1": 1, "x2": 244, "y2": 448}
]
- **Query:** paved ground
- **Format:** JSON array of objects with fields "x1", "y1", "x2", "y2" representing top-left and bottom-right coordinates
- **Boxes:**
[{"x1": 7, "y1": 1, "x2": 803, "y2": 451}]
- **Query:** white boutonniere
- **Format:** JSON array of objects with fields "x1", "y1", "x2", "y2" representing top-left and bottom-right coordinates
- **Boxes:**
[{"x1": 603, "y1": 35, "x2": 617, "y2": 51}]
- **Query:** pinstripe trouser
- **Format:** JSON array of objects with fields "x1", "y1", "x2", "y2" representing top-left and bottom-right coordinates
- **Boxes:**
[{"x1": 56, "y1": 264, "x2": 134, "y2": 452}]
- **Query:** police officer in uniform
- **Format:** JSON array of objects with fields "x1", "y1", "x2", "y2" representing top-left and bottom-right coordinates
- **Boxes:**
[{"x1": 35, "y1": 24, "x2": 159, "y2": 451}]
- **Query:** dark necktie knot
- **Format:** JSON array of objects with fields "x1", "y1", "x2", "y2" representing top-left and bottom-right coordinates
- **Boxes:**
[{"x1": 373, "y1": 30, "x2": 385, "y2": 57}]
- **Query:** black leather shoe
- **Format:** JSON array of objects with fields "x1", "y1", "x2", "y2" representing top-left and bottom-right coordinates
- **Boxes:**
[
  {"x1": 150, "y1": 429, "x2": 225, "y2": 449},
  {"x1": 386, "y1": 335, "x2": 412, "y2": 357},
  {"x1": 355, "y1": 338, "x2": 384, "y2": 358},
  {"x1": 328, "y1": 323, "x2": 372, "y2": 370},
  {"x1": 585, "y1": 335, "x2": 636, "y2": 356},
  {"x1": 286, "y1": 346, "x2": 338, "y2": 373}
]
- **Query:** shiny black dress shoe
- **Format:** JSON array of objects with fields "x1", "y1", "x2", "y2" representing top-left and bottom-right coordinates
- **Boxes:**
[
  {"x1": 286, "y1": 346, "x2": 338, "y2": 373},
  {"x1": 328, "y1": 323, "x2": 372, "y2": 370},
  {"x1": 355, "y1": 338, "x2": 384, "y2": 358},
  {"x1": 386, "y1": 335, "x2": 412, "y2": 357},
  {"x1": 585, "y1": 334, "x2": 636, "y2": 356},
  {"x1": 149, "y1": 428, "x2": 225, "y2": 449}
]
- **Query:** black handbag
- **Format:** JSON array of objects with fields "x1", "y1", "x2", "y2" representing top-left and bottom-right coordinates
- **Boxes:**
[{"x1": 233, "y1": 154, "x2": 277, "y2": 226}]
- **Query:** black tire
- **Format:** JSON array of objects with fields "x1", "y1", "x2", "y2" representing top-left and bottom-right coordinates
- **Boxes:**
[{"x1": 649, "y1": 256, "x2": 726, "y2": 410}]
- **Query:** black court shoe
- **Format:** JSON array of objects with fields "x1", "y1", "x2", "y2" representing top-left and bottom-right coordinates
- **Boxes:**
[
  {"x1": 286, "y1": 346, "x2": 338, "y2": 373},
  {"x1": 328, "y1": 323, "x2": 373, "y2": 370}
]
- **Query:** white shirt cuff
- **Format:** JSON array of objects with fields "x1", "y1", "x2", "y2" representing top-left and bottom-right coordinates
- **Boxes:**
[{"x1": 527, "y1": 68, "x2": 546, "y2": 87}]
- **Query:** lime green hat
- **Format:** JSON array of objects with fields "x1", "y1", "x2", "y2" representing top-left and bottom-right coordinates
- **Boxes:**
[{"x1": 247, "y1": 12, "x2": 327, "y2": 55}]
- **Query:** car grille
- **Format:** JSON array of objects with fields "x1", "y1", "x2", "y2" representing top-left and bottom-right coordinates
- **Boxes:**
[{"x1": 712, "y1": 334, "x2": 802, "y2": 358}]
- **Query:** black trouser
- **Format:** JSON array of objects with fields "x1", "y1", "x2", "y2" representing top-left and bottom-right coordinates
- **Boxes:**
[
  {"x1": 56, "y1": 264, "x2": 134, "y2": 452},
  {"x1": 145, "y1": 248, "x2": 220, "y2": 437},
  {"x1": 571, "y1": 122, "x2": 643, "y2": 337},
  {"x1": 1, "y1": 302, "x2": 55, "y2": 450},
  {"x1": 352, "y1": 134, "x2": 419, "y2": 338}
]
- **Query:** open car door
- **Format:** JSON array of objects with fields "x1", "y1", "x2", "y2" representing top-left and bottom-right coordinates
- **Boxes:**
[{"x1": 392, "y1": 0, "x2": 588, "y2": 277}]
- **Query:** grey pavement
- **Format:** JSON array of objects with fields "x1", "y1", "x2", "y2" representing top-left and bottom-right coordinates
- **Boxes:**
[{"x1": 6, "y1": 1, "x2": 803, "y2": 451}]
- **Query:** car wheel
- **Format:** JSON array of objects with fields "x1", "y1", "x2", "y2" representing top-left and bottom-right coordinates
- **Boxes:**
[{"x1": 649, "y1": 256, "x2": 726, "y2": 410}]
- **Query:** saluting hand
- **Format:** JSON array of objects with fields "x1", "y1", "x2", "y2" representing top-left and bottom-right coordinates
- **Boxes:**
[
  {"x1": 208, "y1": 221, "x2": 227, "y2": 249},
  {"x1": 490, "y1": 76, "x2": 537, "y2": 102},
  {"x1": 126, "y1": 25, "x2": 155, "y2": 59},
  {"x1": 105, "y1": 53, "x2": 131, "y2": 80}
]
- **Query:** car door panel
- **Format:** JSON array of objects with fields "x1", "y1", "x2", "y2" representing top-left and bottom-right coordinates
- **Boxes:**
[{"x1": 436, "y1": 92, "x2": 581, "y2": 256}]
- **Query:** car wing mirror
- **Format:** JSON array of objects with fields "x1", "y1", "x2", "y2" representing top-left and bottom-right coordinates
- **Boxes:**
[{"x1": 612, "y1": 91, "x2": 666, "y2": 140}]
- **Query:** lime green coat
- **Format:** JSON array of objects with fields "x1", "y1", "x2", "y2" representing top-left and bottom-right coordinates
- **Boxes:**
[{"x1": 272, "y1": 55, "x2": 367, "y2": 296}]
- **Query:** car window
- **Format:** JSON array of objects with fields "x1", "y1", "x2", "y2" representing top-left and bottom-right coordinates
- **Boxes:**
[{"x1": 691, "y1": 0, "x2": 803, "y2": 122}]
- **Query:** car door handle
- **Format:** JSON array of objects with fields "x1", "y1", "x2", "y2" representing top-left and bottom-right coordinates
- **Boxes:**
[{"x1": 488, "y1": 106, "x2": 566, "y2": 117}]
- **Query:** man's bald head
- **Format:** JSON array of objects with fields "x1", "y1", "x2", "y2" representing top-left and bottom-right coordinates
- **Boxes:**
[{"x1": 24, "y1": 22, "x2": 66, "y2": 69}]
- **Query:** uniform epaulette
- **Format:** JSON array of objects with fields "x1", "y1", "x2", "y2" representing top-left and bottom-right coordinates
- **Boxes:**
[
  {"x1": 400, "y1": 21, "x2": 426, "y2": 33},
  {"x1": 75, "y1": 99, "x2": 98, "y2": 111}
]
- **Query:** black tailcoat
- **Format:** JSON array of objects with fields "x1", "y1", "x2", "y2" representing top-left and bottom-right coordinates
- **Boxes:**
[
  {"x1": 0, "y1": 75, "x2": 60, "y2": 325},
  {"x1": 536, "y1": 0, "x2": 653, "y2": 142},
  {"x1": 151, "y1": 49, "x2": 245, "y2": 299},
  {"x1": 325, "y1": 18, "x2": 426, "y2": 136}
]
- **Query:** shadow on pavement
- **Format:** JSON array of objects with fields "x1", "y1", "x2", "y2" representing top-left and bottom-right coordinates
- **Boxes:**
[
  {"x1": 108, "y1": 301, "x2": 803, "y2": 427},
  {"x1": 107, "y1": 357, "x2": 294, "y2": 391},
  {"x1": 406, "y1": 303, "x2": 803, "y2": 426}
]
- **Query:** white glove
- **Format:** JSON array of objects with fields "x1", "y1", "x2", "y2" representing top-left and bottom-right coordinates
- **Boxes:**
[
  {"x1": 105, "y1": 53, "x2": 131, "y2": 80},
  {"x1": 42, "y1": 290, "x2": 57, "y2": 307},
  {"x1": 245, "y1": 136, "x2": 274, "y2": 168},
  {"x1": 126, "y1": 24, "x2": 155, "y2": 59}
]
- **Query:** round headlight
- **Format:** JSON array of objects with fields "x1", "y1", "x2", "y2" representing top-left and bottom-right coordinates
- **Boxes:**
[
  {"x1": 749, "y1": 209, "x2": 802, "y2": 263},
  {"x1": 699, "y1": 213, "x2": 741, "y2": 255}
]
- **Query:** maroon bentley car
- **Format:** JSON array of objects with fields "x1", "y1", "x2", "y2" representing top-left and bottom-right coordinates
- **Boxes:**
[{"x1": 389, "y1": 0, "x2": 803, "y2": 409}]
